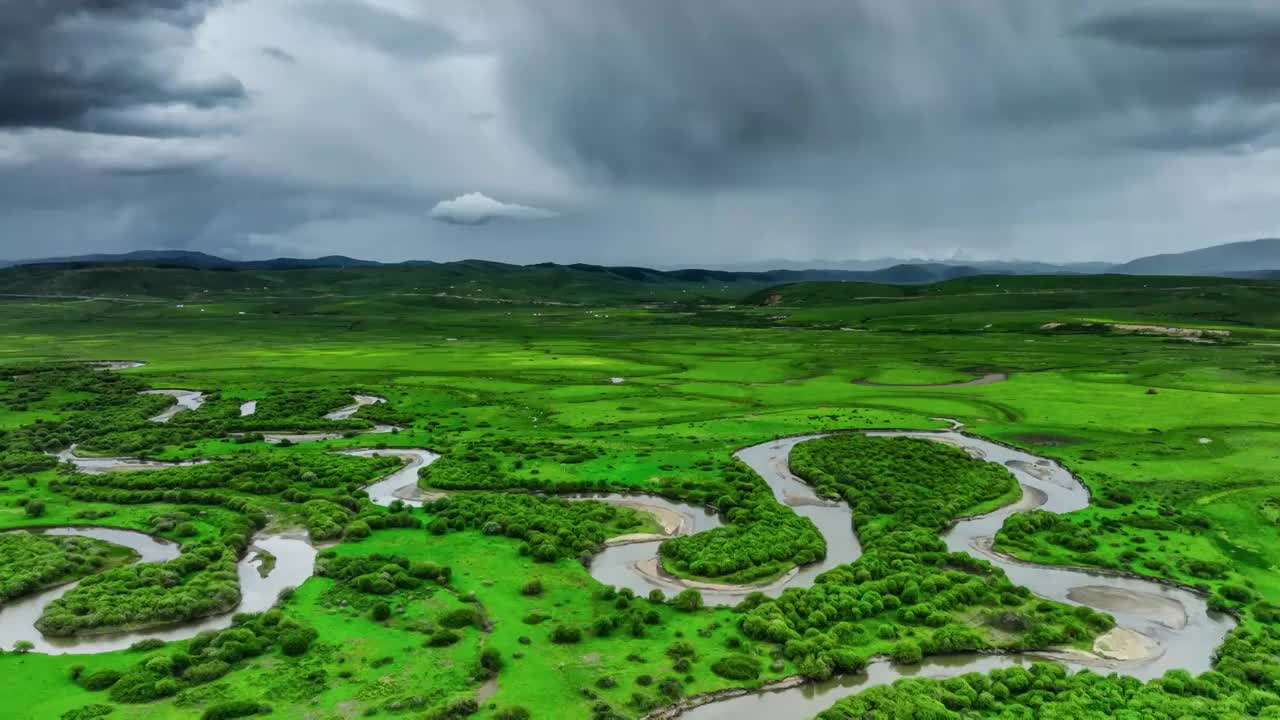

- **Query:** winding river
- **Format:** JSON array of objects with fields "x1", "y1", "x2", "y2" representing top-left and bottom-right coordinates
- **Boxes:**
[
  {"x1": 668, "y1": 428, "x2": 1236, "y2": 720},
  {"x1": 324, "y1": 394, "x2": 386, "y2": 420},
  {"x1": 341, "y1": 447, "x2": 440, "y2": 506},
  {"x1": 0, "y1": 527, "x2": 315, "y2": 655},
  {"x1": 347, "y1": 425, "x2": 1234, "y2": 717},
  {"x1": 9, "y1": 367, "x2": 1235, "y2": 717},
  {"x1": 143, "y1": 389, "x2": 205, "y2": 423},
  {"x1": 584, "y1": 437, "x2": 862, "y2": 605},
  {"x1": 55, "y1": 445, "x2": 210, "y2": 473}
]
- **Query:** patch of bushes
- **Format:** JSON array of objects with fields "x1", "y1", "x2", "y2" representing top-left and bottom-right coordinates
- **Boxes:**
[
  {"x1": 201, "y1": 701, "x2": 272, "y2": 720},
  {"x1": 711, "y1": 655, "x2": 761, "y2": 681},
  {"x1": 79, "y1": 613, "x2": 316, "y2": 703},
  {"x1": 551, "y1": 625, "x2": 583, "y2": 644},
  {"x1": 424, "y1": 494, "x2": 648, "y2": 561}
]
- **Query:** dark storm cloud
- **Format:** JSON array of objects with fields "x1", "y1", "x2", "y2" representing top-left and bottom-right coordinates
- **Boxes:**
[
  {"x1": 497, "y1": 1, "x2": 1280, "y2": 186},
  {"x1": 0, "y1": 155, "x2": 432, "y2": 259},
  {"x1": 1074, "y1": 4, "x2": 1280, "y2": 152},
  {"x1": 499, "y1": 2, "x2": 875, "y2": 184},
  {"x1": 1077, "y1": 5, "x2": 1280, "y2": 51},
  {"x1": 0, "y1": 0, "x2": 243, "y2": 136},
  {"x1": 3, "y1": 0, "x2": 1280, "y2": 266},
  {"x1": 1078, "y1": 5, "x2": 1280, "y2": 95}
]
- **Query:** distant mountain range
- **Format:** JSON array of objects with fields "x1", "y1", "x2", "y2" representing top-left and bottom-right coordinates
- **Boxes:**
[
  {"x1": 685, "y1": 258, "x2": 1115, "y2": 275},
  {"x1": 0, "y1": 250, "x2": 993, "y2": 285},
  {"x1": 0, "y1": 250, "x2": 388, "y2": 271},
  {"x1": 1111, "y1": 238, "x2": 1280, "y2": 276},
  {"x1": 551, "y1": 261, "x2": 989, "y2": 285},
  {"x1": 2, "y1": 238, "x2": 1278, "y2": 282},
  {"x1": 693, "y1": 239, "x2": 1280, "y2": 277}
]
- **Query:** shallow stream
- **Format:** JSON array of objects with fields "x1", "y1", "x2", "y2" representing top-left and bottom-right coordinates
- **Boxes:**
[{"x1": 19, "y1": 374, "x2": 1234, "y2": 714}]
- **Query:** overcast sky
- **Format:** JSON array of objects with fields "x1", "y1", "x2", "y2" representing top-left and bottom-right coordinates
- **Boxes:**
[{"x1": 2, "y1": 0, "x2": 1279, "y2": 266}]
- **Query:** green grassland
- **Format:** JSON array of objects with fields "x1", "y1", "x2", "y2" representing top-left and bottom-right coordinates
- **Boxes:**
[
  {"x1": 0, "y1": 532, "x2": 139, "y2": 603},
  {"x1": 0, "y1": 272, "x2": 1279, "y2": 718},
  {"x1": 0, "y1": 261, "x2": 791, "y2": 305},
  {"x1": 748, "y1": 276, "x2": 1280, "y2": 334}
]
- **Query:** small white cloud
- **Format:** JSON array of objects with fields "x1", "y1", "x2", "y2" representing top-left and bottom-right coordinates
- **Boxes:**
[{"x1": 430, "y1": 192, "x2": 558, "y2": 225}]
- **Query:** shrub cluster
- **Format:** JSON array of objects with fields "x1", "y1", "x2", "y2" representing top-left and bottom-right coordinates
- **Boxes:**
[
  {"x1": 425, "y1": 493, "x2": 648, "y2": 561},
  {"x1": 733, "y1": 434, "x2": 1111, "y2": 680},
  {"x1": 316, "y1": 552, "x2": 452, "y2": 594},
  {"x1": 0, "y1": 532, "x2": 128, "y2": 603},
  {"x1": 78, "y1": 612, "x2": 316, "y2": 704},
  {"x1": 659, "y1": 458, "x2": 825, "y2": 583}
]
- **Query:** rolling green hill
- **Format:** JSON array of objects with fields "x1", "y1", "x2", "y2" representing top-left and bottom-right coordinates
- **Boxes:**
[
  {"x1": 8, "y1": 261, "x2": 1280, "y2": 335},
  {"x1": 1, "y1": 259, "x2": 983, "y2": 305},
  {"x1": 0, "y1": 261, "x2": 785, "y2": 305},
  {"x1": 743, "y1": 275, "x2": 1280, "y2": 332},
  {"x1": 751, "y1": 274, "x2": 1273, "y2": 305},
  {"x1": 0, "y1": 255, "x2": 995, "y2": 305}
]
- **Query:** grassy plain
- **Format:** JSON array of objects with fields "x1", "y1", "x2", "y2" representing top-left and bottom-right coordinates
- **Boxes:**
[{"x1": 0, "y1": 274, "x2": 1278, "y2": 719}]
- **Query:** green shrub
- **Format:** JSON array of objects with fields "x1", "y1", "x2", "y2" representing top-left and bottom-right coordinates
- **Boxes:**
[
  {"x1": 711, "y1": 655, "x2": 761, "y2": 681},
  {"x1": 60, "y1": 705, "x2": 114, "y2": 720},
  {"x1": 427, "y1": 630, "x2": 461, "y2": 647},
  {"x1": 280, "y1": 627, "x2": 317, "y2": 656},
  {"x1": 144, "y1": 656, "x2": 174, "y2": 675},
  {"x1": 202, "y1": 701, "x2": 271, "y2": 720},
  {"x1": 1220, "y1": 585, "x2": 1253, "y2": 603},
  {"x1": 551, "y1": 625, "x2": 583, "y2": 644},
  {"x1": 108, "y1": 672, "x2": 168, "y2": 702},
  {"x1": 890, "y1": 640, "x2": 923, "y2": 664},
  {"x1": 672, "y1": 589, "x2": 704, "y2": 612},
  {"x1": 434, "y1": 697, "x2": 479, "y2": 718},
  {"x1": 128, "y1": 638, "x2": 166, "y2": 652},
  {"x1": 82, "y1": 670, "x2": 123, "y2": 691},
  {"x1": 184, "y1": 660, "x2": 231, "y2": 683},
  {"x1": 439, "y1": 608, "x2": 478, "y2": 629},
  {"x1": 481, "y1": 648, "x2": 503, "y2": 675}
]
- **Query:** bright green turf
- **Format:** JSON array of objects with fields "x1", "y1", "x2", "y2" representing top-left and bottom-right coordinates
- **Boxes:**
[{"x1": 0, "y1": 282, "x2": 1279, "y2": 719}]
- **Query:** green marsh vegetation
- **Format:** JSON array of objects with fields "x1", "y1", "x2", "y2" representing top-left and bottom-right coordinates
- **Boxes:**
[
  {"x1": 0, "y1": 532, "x2": 138, "y2": 603},
  {"x1": 789, "y1": 434, "x2": 1022, "y2": 540},
  {"x1": 656, "y1": 457, "x2": 825, "y2": 584},
  {"x1": 424, "y1": 493, "x2": 653, "y2": 561},
  {"x1": 73, "y1": 611, "x2": 318, "y2": 705},
  {"x1": 0, "y1": 271, "x2": 1278, "y2": 717},
  {"x1": 36, "y1": 517, "x2": 256, "y2": 636},
  {"x1": 818, "y1": 663, "x2": 1265, "y2": 718},
  {"x1": 734, "y1": 435, "x2": 1111, "y2": 681}
]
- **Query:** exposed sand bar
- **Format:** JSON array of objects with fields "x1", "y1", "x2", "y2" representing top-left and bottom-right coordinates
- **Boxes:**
[
  {"x1": 324, "y1": 394, "x2": 386, "y2": 420},
  {"x1": 143, "y1": 389, "x2": 205, "y2": 423},
  {"x1": 1069, "y1": 585, "x2": 1188, "y2": 629},
  {"x1": 54, "y1": 445, "x2": 209, "y2": 473}
]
